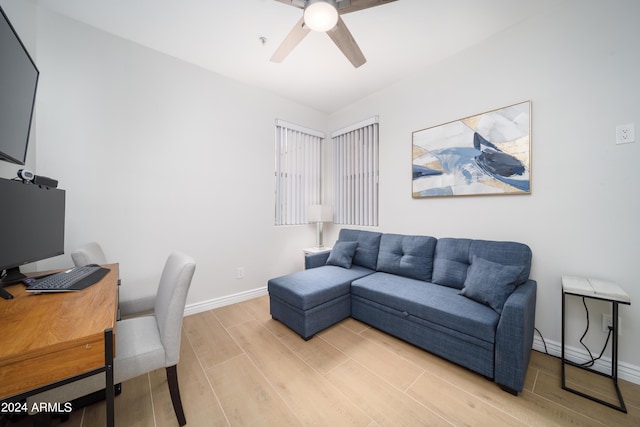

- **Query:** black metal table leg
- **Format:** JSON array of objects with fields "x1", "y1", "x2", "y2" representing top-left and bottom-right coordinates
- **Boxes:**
[
  {"x1": 105, "y1": 328, "x2": 115, "y2": 427},
  {"x1": 561, "y1": 292, "x2": 627, "y2": 413}
]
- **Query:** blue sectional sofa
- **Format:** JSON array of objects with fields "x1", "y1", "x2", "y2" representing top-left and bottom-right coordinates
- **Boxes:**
[{"x1": 268, "y1": 229, "x2": 537, "y2": 394}]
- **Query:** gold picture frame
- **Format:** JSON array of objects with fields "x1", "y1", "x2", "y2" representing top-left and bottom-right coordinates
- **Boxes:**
[{"x1": 412, "y1": 101, "x2": 531, "y2": 198}]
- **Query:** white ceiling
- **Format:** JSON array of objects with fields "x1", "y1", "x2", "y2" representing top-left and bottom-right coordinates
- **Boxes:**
[{"x1": 35, "y1": 0, "x2": 561, "y2": 113}]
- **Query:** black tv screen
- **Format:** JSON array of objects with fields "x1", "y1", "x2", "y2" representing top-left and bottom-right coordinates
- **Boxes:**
[
  {"x1": 0, "y1": 178, "x2": 65, "y2": 283},
  {"x1": 0, "y1": 5, "x2": 39, "y2": 165}
]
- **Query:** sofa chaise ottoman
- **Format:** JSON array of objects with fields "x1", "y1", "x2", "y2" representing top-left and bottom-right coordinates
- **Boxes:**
[{"x1": 268, "y1": 230, "x2": 380, "y2": 340}]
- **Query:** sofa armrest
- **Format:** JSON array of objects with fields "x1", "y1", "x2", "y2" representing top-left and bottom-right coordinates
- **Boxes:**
[
  {"x1": 494, "y1": 279, "x2": 537, "y2": 394},
  {"x1": 305, "y1": 251, "x2": 330, "y2": 269}
]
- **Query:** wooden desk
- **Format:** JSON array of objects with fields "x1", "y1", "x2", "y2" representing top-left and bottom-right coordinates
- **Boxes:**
[{"x1": 0, "y1": 264, "x2": 118, "y2": 422}]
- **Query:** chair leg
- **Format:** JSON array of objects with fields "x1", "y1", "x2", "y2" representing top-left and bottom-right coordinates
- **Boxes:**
[{"x1": 166, "y1": 365, "x2": 186, "y2": 426}]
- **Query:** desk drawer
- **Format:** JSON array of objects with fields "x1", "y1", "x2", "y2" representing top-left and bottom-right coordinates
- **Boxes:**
[{"x1": 0, "y1": 337, "x2": 105, "y2": 400}]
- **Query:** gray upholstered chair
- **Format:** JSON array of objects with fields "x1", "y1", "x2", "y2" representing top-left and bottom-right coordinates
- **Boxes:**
[
  {"x1": 71, "y1": 241, "x2": 108, "y2": 266},
  {"x1": 72, "y1": 242, "x2": 155, "y2": 318},
  {"x1": 28, "y1": 252, "x2": 196, "y2": 426}
]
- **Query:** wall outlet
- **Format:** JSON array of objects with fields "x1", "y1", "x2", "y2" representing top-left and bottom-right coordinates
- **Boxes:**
[
  {"x1": 616, "y1": 123, "x2": 635, "y2": 144},
  {"x1": 602, "y1": 313, "x2": 621, "y2": 335},
  {"x1": 602, "y1": 314, "x2": 613, "y2": 332},
  {"x1": 236, "y1": 267, "x2": 245, "y2": 279}
]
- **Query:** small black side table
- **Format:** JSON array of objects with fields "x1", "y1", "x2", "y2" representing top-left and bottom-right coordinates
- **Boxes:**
[{"x1": 561, "y1": 275, "x2": 630, "y2": 413}]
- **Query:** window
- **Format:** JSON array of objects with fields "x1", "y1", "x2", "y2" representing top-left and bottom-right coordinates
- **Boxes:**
[
  {"x1": 274, "y1": 120, "x2": 324, "y2": 226},
  {"x1": 332, "y1": 117, "x2": 379, "y2": 226}
]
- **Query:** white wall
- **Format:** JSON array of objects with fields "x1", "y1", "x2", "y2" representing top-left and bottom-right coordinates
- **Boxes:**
[
  {"x1": 24, "y1": 7, "x2": 327, "y2": 306},
  {"x1": 327, "y1": 0, "x2": 640, "y2": 379}
]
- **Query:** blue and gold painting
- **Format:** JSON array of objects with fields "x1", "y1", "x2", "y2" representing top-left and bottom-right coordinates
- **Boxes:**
[{"x1": 412, "y1": 101, "x2": 531, "y2": 198}]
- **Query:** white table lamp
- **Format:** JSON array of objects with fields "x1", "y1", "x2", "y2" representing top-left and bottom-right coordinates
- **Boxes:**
[{"x1": 307, "y1": 204, "x2": 333, "y2": 249}]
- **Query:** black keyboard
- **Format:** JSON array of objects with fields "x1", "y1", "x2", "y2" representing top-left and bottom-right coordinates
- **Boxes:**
[{"x1": 26, "y1": 265, "x2": 110, "y2": 293}]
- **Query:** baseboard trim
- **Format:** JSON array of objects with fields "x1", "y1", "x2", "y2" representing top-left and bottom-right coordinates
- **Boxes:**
[
  {"x1": 184, "y1": 286, "x2": 268, "y2": 317},
  {"x1": 533, "y1": 335, "x2": 640, "y2": 385}
]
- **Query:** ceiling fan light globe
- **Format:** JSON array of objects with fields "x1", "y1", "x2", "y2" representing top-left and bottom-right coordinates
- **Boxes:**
[{"x1": 304, "y1": 0, "x2": 339, "y2": 32}]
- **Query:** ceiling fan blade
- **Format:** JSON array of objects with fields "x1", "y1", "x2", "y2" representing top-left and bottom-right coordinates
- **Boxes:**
[
  {"x1": 338, "y1": 0, "x2": 398, "y2": 14},
  {"x1": 326, "y1": 16, "x2": 366, "y2": 68},
  {"x1": 271, "y1": 17, "x2": 311, "y2": 63},
  {"x1": 273, "y1": 0, "x2": 305, "y2": 9}
]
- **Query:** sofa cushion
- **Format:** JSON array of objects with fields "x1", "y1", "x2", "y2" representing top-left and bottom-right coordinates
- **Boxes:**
[
  {"x1": 460, "y1": 256, "x2": 524, "y2": 314},
  {"x1": 326, "y1": 241, "x2": 358, "y2": 268},
  {"x1": 351, "y1": 272, "x2": 499, "y2": 343},
  {"x1": 376, "y1": 234, "x2": 437, "y2": 281},
  {"x1": 469, "y1": 240, "x2": 531, "y2": 285},
  {"x1": 337, "y1": 229, "x2": 382, "y2": 270},
  {"x1": 432, "y1": 238, "x2": 472, "y2": 289},
  {"x1": 432, "y1": 238, "x2": 532, "y2": 290},
  {"x1": 268, "y1": 265, "x2": 374, "y2": 310}
]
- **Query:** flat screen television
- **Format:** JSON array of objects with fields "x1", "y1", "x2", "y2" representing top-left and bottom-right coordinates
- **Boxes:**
[
  {"x1": 0, "y1": 5, "x2": 39, "y2": 165},
  {"x1": 0, "y1": 178, "x2": 65, "y2": 286}
]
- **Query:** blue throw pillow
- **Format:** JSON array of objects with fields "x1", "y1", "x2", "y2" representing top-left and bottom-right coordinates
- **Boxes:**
[
  {"x1": 459, "y1": 256, "x2": 524, "y2": 314},
  {"x1": 326, "y1": 241, "x2": 359, "y2": 269}
]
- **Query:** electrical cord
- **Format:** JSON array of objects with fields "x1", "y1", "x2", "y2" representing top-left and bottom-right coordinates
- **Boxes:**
[
  {"x1": 534, "y1": 299, "x2": 613, "y2": 365},
  {"x1": 577, "y1": 296, "x2": 613, "y2": 367},
  {"x1": 534, "y1": 327, "x2": 549, "y2": 354}
]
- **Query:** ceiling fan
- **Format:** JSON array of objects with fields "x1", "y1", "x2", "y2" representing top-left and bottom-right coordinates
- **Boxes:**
[{"x1": 271, "y1": 0, "x2": 398, "y2": 68}]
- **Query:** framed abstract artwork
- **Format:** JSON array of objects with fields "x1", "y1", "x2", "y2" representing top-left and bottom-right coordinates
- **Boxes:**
[{"x1": 412, "y1": 101, "x2": 531, "y2": 198}]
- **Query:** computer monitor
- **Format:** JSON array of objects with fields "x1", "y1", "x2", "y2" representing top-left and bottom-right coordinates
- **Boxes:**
[
  {"x1": 0, "y1": 5, "x2": 40, "y2": 166},
  {"x1": 0, "y1": 177, "x2": 65, "y2": 285}
]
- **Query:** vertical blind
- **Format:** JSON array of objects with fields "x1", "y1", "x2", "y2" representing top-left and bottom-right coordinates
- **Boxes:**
[
  {"x1": 275, "y1": 120, "x2": 324, "y2": 226},
  {"x1": 332, "y1": 117, "x2": 379, "y2": 226}
]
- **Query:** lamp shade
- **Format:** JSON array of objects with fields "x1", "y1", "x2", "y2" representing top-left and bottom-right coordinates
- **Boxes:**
[
  {"x1": 304, "y1": 0, "x2": 339, "y2": 32},
  {"x1": 307, "y1": 204, "x2": 333, "y2": 223}
]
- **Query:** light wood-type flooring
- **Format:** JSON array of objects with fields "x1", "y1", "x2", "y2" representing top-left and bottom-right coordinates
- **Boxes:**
[{"x1": 2, "y1": 295, "x2": 639, "y2": 426}]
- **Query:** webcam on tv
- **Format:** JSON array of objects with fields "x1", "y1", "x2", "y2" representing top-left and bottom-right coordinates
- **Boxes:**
[
  {"x1": 17, "y1": 169, "x2": 58, "y2": 188},
  {"x1": 17, "y1": 169, "x2": 34, "y2": 182}
]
